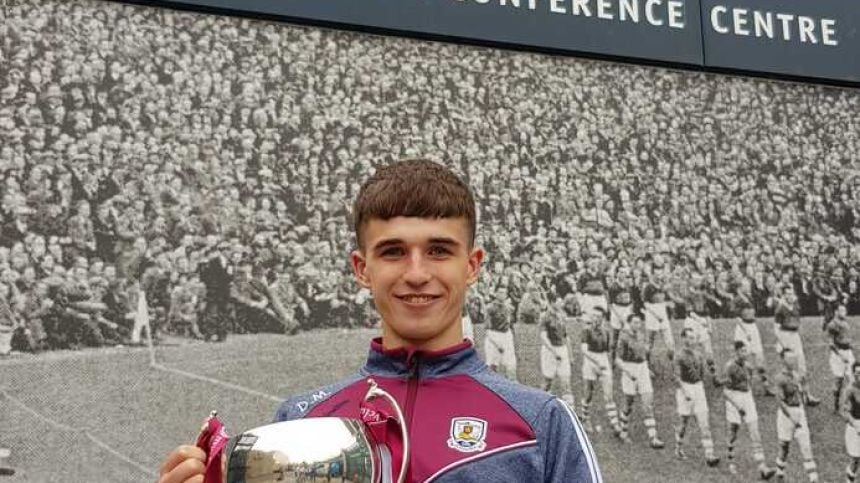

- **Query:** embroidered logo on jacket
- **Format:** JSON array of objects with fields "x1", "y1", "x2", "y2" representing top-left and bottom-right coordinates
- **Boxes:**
[{"x1": 447, "y1": 417, "x2": 487, "y2": 453}]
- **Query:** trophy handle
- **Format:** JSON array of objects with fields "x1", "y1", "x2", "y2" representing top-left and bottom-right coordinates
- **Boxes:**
[{"x1": 364, "y1": 378, "x2": 409, "y2": 483}]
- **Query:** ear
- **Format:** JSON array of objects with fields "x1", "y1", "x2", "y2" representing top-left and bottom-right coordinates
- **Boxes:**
[
  {"x1": 466, "y1": 246, "x2": 485, "y2": 286},
  {"x1": 350, "y1": 249, "x2": 371, "y2": 290}
]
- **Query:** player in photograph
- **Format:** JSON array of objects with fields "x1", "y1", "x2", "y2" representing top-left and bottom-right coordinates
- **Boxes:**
[
  {"x1": 461, "y1": 289, "x2": 485, "y2": 343},
  {"x1": 559, "y1": 291, "x2": 581, "y2": 324},
  {"x1": 519, "y1": 278, "x2": 546, "y2": 326},
  {"x1": 578, "y1": 255, "x2": 608, "y2": 319},
  {"x1": 539, "y1": 294, "x2": 574, "y2": 408},
  {"x1": 840, "y1": 362, "x2": 860, "y2": 483},
  {"x1": 579, "y1": 308, "x2": 621, "y2": 436},
  {"x1": 828, "y1": 303, "x2": 855, "y2": 413},
  {"x1": 608, "y1": 267, "x2": 635, "y2": 363},
  {"x1": 733, "y1": 301, "x2": 775, "y2": 396},
  {"x1": 680, "y1": 304, "x2": 716, "y2": 382},
  {"x1": 616, "y1": 313, "x2": 664, "y2": 449},
  {"x1": 773, "y1": 349, "x2": 820, "y2": 483},
  {"x1": 484, "y1": 285, "x2": 518, "y2": 381},
  {"x1": 722, "y1": 340, "x2": 777, "y2": 479},
  {"x1": 813, "y1": 268, "x2": 840, "y2": 332},
  {"x1": 774, "y1": 285, "x2": 820, "y2": 406},
  {"x1": 642, "y1": 274, "x2": 675, "y2": 375},
  {"x1": 673, "y1": 328, "x2": 720, "y2": 467}
]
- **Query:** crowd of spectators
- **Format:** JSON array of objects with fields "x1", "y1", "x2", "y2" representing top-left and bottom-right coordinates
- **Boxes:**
[{"x1": 1, "y1": 0, "x2": 859, "y2": 353}]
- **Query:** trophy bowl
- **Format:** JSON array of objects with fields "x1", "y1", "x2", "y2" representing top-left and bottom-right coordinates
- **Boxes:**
[
  {"x1": 219, "y1": 379, "x2": 407, "y2": 483},
  {"x1": 223, "y1": 417, "x2": 385, "y2": 483}
]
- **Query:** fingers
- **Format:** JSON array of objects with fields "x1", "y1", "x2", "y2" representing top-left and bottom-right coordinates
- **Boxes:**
[
  {"x1": 158, "y1": 456, "x2": 206, "y2": 483},
  {"x1": 159, "y1": 445, "x2": 206, "y2": 480}
]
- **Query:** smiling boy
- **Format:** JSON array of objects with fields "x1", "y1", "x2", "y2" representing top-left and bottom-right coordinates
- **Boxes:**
[{"x1": 158, "y1": 159, "x2": 602, "y2": 483}]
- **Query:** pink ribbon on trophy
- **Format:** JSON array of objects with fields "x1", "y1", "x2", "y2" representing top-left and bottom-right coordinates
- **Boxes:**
[
  {"x1": 196, "y1": 411, "x2": 230, "y2": 483},
  {"x1": 359, "y1": 397, "x2": 395, "y2": 444}
]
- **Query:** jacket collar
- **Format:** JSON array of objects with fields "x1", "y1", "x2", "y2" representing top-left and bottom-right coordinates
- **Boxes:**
[{"x1": 362, "y1": 337, "x2": 484, "y2": 379}]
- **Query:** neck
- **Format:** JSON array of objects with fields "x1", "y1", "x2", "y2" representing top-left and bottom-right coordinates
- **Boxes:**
[{"x1": 381, "y1": 317, "x2": 464, "y2": 352}]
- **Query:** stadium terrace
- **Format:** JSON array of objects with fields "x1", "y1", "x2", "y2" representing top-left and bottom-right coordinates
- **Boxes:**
[{"x1": 455, "y1": 0, "x2": 687, "y2": 29}]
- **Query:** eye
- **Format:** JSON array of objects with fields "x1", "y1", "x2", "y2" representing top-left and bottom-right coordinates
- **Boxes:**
[
  {"x1": 380, "y1": 247, "x2": 404, "y2": 258},
  {"x1": 428, "y1": 245, "x2": 452, "y2": 257}
]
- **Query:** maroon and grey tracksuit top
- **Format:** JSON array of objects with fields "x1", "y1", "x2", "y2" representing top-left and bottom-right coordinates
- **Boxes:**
[{"x1": 274, "y1": 338, "x2": 602, "y2": 482}]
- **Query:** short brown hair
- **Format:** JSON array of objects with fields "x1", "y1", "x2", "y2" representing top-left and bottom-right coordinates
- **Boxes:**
[{"x1": 353, "y1": 159, "x2": 476, "y2": 250}]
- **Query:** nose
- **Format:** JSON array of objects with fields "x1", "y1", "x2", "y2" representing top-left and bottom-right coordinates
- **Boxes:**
[{"x1": 403, "y1": 250, "x2": 432, "y2": 287}]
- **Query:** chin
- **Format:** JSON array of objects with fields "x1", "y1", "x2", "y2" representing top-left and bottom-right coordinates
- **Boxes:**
[
  {"x1": 390, "y1": 318, "x2": 451, "y2": 343},
  {"x1": 394, "y1": 323, "x2": 444, "y2": 341}
]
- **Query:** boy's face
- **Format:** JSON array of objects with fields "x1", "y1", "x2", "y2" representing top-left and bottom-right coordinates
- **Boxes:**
[{"x1": 351, "y1": 216, "x2": 483, "y2": 351}]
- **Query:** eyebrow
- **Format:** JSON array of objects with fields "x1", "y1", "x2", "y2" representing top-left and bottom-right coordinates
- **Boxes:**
[
  {"x1": 428, "y1": 237, "x2": 461, "y2": 247},
  {"x1": 371, "y1": 237, "x2": 462, "y2": 252}
]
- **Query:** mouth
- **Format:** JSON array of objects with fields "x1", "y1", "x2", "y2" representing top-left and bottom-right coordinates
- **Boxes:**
[{"x1": 395, "y1": 294, "x2": 442, "y2": 306}]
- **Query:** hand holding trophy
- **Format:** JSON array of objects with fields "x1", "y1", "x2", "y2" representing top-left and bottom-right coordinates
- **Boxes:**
[{"x1": 159, "y1": 379, "x2": 408, "y2": 483}]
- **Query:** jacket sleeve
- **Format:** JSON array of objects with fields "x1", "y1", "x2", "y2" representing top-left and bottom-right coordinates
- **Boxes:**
[
  {"x1": 273, "y1": 396, "x2": 302, "y2": 422},
  {"x1": 536, "y1": 398, "x2": 603, "y2": 483}
]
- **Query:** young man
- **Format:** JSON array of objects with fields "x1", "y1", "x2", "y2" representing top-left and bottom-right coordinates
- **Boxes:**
[
  {"x1": 616, "y1": 313, "x2": 664, "y2": 449},
  {"x1": 579, "y1": 308, "x2": 621, "y2": 436},
  {"x1": 773, "y1": 349, "x2": 820, "y2": 483},
  {"x1": 842, "y1": 362, "x2": 860, "y2": 483},
  {"x1": 673, "y1": 328, "x2": 719, "y2": 467},
  {"x1": 828, "y1": 303, "x2": 855, "y2": 413},
  {"x1": 539, "y1": 296, "x2": 574, "y2": 408},
  {"x1": 158, "y1": 159, "x2": 601, "y2": 483},
  {"x1": 722, "y1": 340, "x2": 776, "y2": 479}
]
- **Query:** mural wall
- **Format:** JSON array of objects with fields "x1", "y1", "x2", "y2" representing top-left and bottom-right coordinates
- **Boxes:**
[{"x1": 1, "y1": 0, "x2": 859, "y2": 481}]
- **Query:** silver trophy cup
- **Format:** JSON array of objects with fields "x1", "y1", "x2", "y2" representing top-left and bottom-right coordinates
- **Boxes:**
[{"x1": 221, "y1": 379, "x2": 409, "y2": 483}]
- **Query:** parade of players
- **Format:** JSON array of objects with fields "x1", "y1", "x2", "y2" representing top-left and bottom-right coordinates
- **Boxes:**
[{"x1": 474, "y1": 261, "x2": 860, "y2": 481}]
